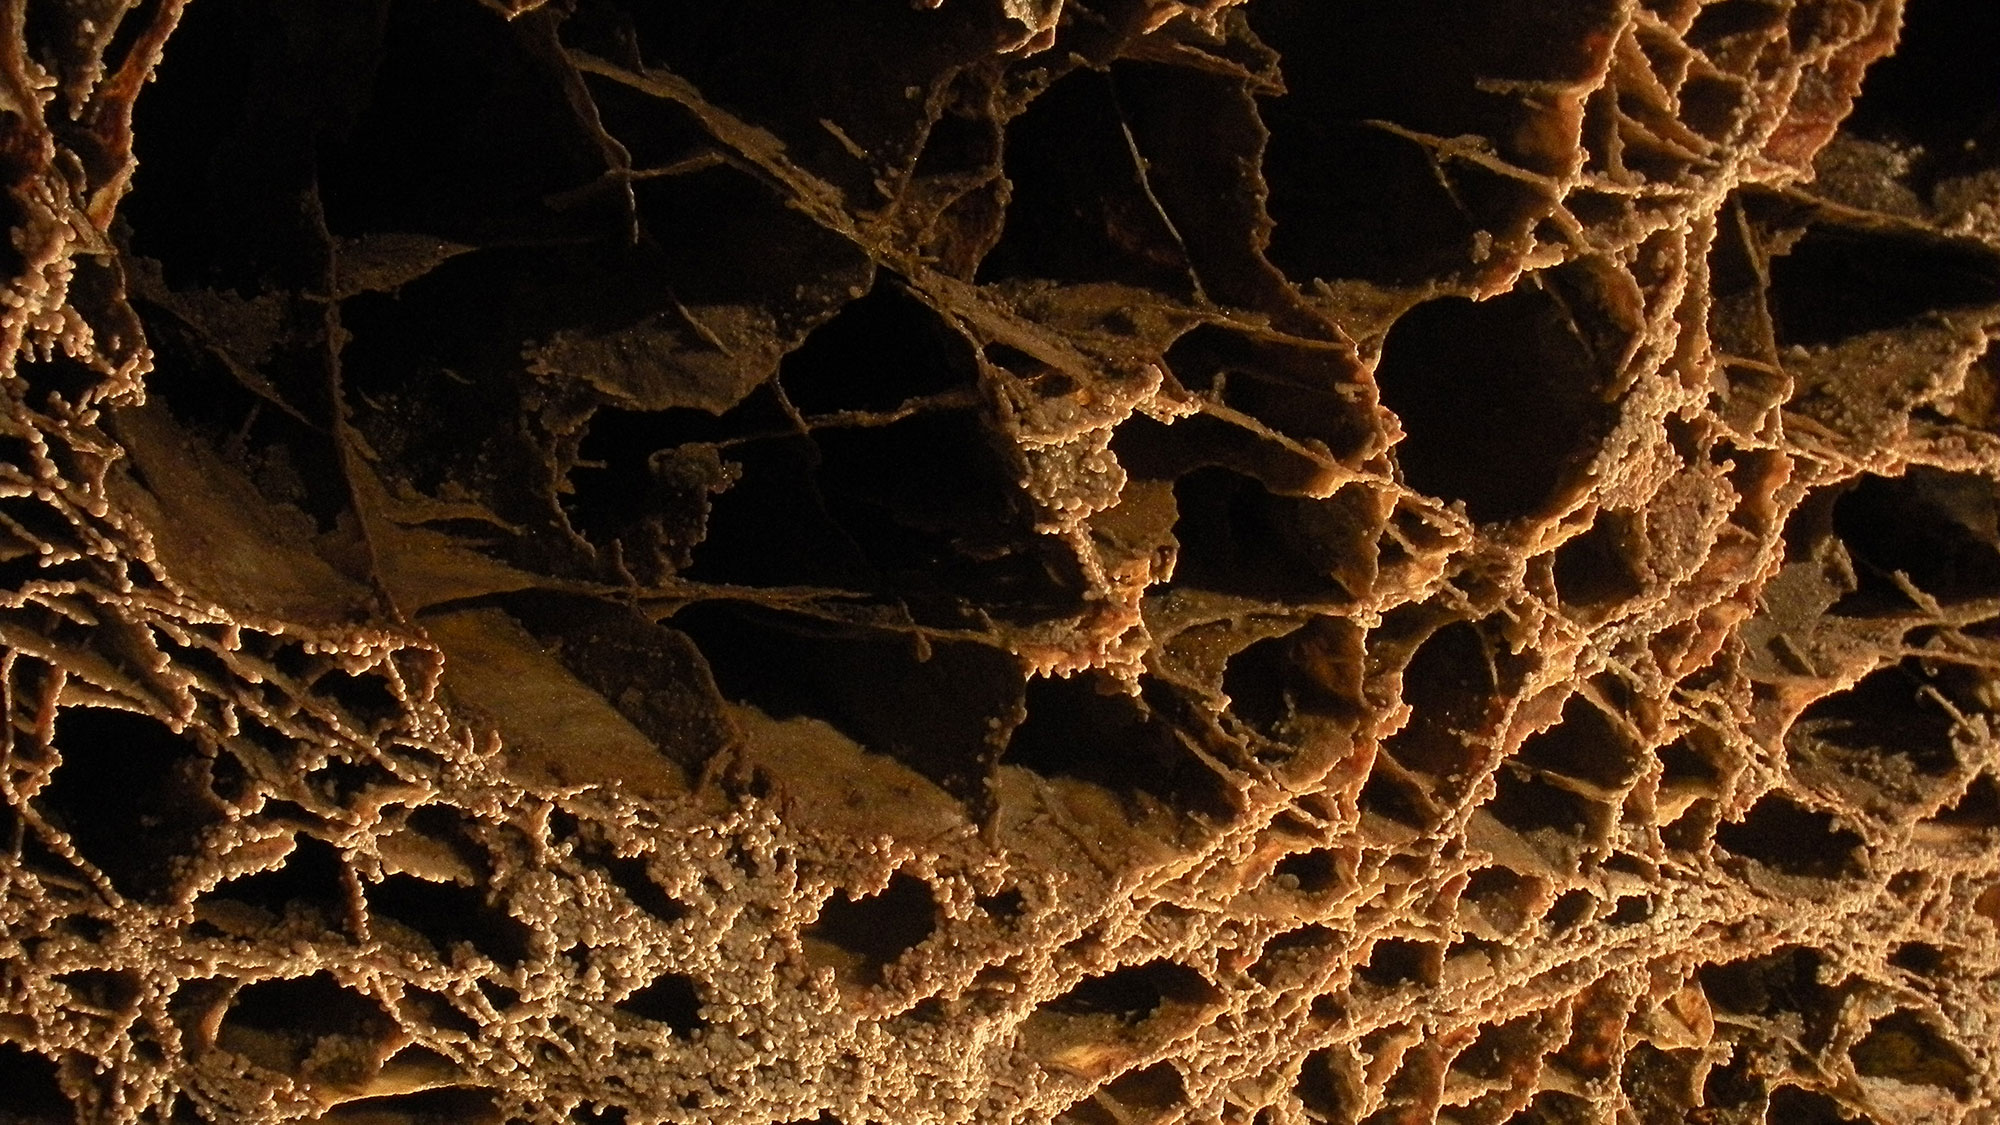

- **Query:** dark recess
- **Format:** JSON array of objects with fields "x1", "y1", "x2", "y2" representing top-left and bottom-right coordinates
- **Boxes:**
[{"x1": 1374, "y1": 279, "x2": 1618, "y2": 523}]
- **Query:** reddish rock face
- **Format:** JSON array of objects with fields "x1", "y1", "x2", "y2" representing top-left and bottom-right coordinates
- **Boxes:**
[{"x1": 0, "y1": 0, "x2": 1997, "y2": 1122}]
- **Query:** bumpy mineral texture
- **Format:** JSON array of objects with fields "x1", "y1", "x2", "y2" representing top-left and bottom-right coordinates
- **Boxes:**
[{"x1": 0, "y1": 0, "x2": 1997, "y2": 1121}]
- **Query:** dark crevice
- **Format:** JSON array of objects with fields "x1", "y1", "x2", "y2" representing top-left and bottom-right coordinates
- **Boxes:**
[
  {"x1": 803, "y1": 872, "x2": 940, "y2": 986},
  {"x1": 0, "y1": 1041, "x2": 70, "y2": 1123},
  {"x1": 363, "y1": 875, "x2": 535, "y2": 967},
  {"x1": 1374, "y1": 268, "x2": 1624, "y2": 523},
  {"x1": 1516, "y1": 694, "x2": 1641, "y2": 791},
  {"x1": 1830, "y1": 469, "x2": 2000, "y2": 606},
  {"x1": 778, "y1": 276, "x2": 976, "y2": 415},
  {"x1": 1715, "y1": 796, "x2": 1865, "y2": 879},
  {"x1": 1043, "y1": 959, "x2": 1216, "y2": 1025},
  {"x1": 1384, "y1": 620, "x2": 1494, "y2": 779},
  {"x1": 1355, "y1": 938, "x2": 1433, "y2": 992},
  {"x1": 1770, "y1": 226, "x2": 2000, "y2": 347},
  {"x1": 206, "y1": 834, "x2": 350, "y2": 922},
  {"x1": 978, "y1": 67, "x2": 1196, "y2": 295},
  {"x1": 1849, "y1": 1010, "x2": 1973, "y2": 1096},
  {"x1": 38, "y1": 707, "x2": 226, "y2": 903},
  {"x1": 1553, "y1": 510, "x2": 1648, "y2": 612},
  {"x1": 614, "y1": 973, "x2": 706, "y2": 1036},
  {"x1": 677, "y1": 602, "x2": 1022, "y2": 800},
  {"x1": 1788, "y1": 659, "x2": 1961, "y2": 785},
  {"x1": 1007, "y1": 670, "x2": 1237, "y2": 825}
]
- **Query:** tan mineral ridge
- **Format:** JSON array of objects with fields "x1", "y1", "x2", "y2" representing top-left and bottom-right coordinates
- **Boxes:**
[{"x1": 0, "y1": 0, "x2": 1997, "y2": 1122}]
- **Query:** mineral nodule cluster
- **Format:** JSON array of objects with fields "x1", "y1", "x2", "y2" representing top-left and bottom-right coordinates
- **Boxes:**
[{"x1": 0, "y1": 0, "x2": 1997, "y2": 1121}]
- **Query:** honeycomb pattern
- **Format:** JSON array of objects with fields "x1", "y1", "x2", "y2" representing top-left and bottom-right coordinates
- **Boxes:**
[{"x1": 0, "y1": 0, "x2": 1997, "y2": 1122}]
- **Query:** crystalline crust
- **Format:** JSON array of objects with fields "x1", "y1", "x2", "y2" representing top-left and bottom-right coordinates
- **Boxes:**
[{"x1": 0, "y1": 0, "x2": 1997, "y2": 1122}]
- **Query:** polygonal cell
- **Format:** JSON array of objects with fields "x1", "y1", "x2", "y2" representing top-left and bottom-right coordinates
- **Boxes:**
[
  {"x1": 1658, "y1": 736, "x2": 1723, "y2": 791},
  {"x1": 572, "y1": 842, "x2": 689, "y2": 926},
  {"x1": 1889, "y1": 942, "x2": 1946, "y2": 977},
  {"x1": 1357, "y1": 770, "x2": 1438, "y2": 840},
  {"x1": 1251, "y1": 0, "x2": 1618, "y2": 283},
  {"x1": 1713, "y1": 794, "x2": 1864, "y2": 880},
  {"x1": 978, "y1": 67, "x2": 1197, "y2": 295},
  {"x1": 1544, "y1": 889, "x2": 1597, "y2": 932},
  {"x1": 216, "y1": 973, "x2": 397, "y2": 1079},
  {"x1": 560, "y1": 406, "x2": 753, "y2": 580},
  {"x1": 647, "y1": 427, "x2": 858, "y2": 590},
  {"x1": 1045, "y1": 960, "x2": 1218, "y2": 1026},
  {"x1": 1699, "y1": 1047, "x2": 1766, "y2": 1119},
  {"x1": 1554, "y1": 981, "x2": 1632, "y2": 1083},
  {"x1": 364, "y1": 874, "x2": 535, "y2": 967},
  {"x1": 207, "y1": 835, "x2": 350, "y2": 923},
  {"x1": 977, "y1": 888, "x2": 1025, "y2": 922},
  {"x1": 1355, "y1": 937, "x2": 1436, "y2": 993},
  {"x1": 1251, "y1": 925, "x2": 1336, "y2": 988},
  {"x1": 1621, "y1": 1042, "x2": 1702, "y2": 1125},
  {"x1": 1296, "y1": 1045, "x2": 1361, "y2": 1123},
  {"x1": 1224, "y1": 618, "x2": 1365, "y2": 739},
  {"x1": 57, "y1": 968, "x2": 141, "y2": 1015},
  {"x1": 1849, "y1": 1010, "x2": 1973, "y2": 1096},
  {"x1": 1270, "y1": 849, "x2": 1344, "y2": 897},
  {"x1": 802, "y1": 873, "x2": 939, "y2": 986},
  {"x1": 810, "y1": 410, "x2": 1076, "y2": 609},
  {"x1": 1164, "y1": 327, "x2": 1382, "y2": 466},
  {"x1": 1384, "y1": 620, "x2": 1495, "y2": 779},
  {"x1": 1698, "y1": 948, "x2": 1838, "y2": 1040},
  {"x1": 400, "y1": 804, "x2": 491, "y2": 874},
  {"x1": 1685, "y1": 0, "x2": 1786, "y2": 60},
  {"x1": 1101, "y1": 1061, "x2": 1186, "y2": 1116},
  {"x1": 568, "y1": 45, "x2": 714, "y2": 168},
  {"x1": 502, "y1": 599, "x2": 732, "y2": 777},
  {"x1": 1769, "y1": 225, "x2": 2000, "y2": 346},
  {"x1": 1007, "y1": 671, "x2": 1237, "y2": 825},
  {"x1": 1370, "y1": 1041, "x2": 1450, "y2": 1125},
  {"x1": 0, "y1": 1041, "x2": 69, "y2": 1123},
  {"x1": 1788, "y1": 658, "x2": 1964, "y2": 810},
  {"x1": 633, "y1": 157, "x2": 876, "y2": 305},
  {"x1": 1094, "y1": 59, "x2": 1302, "y2": 310},
  {"x1": 1168, "y1": 467, "x2": 1358, "y2": 601},
  {"x1": 1516, "y1": 694, "x2": 1642, "y2": 792},
  {"x1": 1831, "y1": 469, "x2": 2000, "y2": 607},
  {"x1": 311, "y1": 669, "x2": 403, "y2": 731},
  {"x1": 1459, "y1": 867, "x2": 1542, "y2": 937},
  {"x1": 36, "y1": 707, "x2": 227, "y2": 903},
  {"x1": 399, "y1": 985, "x2": 480, "y2": 1038},
  {"x1": 1374, "y1": 268, "x2": 1625, "y2": 523},
  {"x1": 615, "y1": 974, "x2": 706, "y2": 1037},
  {"x1": 1487, "y1": 768, "x2": 1605, "y2": 864},
  {"x1": 1454, "y1": 1013, "x2": 1555, "y2": 1087},
  {"x1": 680, "y1": 602, "x2": 1021, "y2": 799},
  {"x1": 1552, "y1": 510, "x2": 1648, "y2": 615},
  {"x1": 778, "y1": 275, "x2": 975, "y2": 415}
]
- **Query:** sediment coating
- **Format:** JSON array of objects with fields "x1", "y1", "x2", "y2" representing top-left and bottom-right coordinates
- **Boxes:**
[{"x1": 1, "y1": 0, "x2": 1997, "y2": 1122}]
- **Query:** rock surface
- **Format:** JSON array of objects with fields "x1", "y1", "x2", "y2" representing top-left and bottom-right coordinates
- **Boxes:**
[{"x1": 0, "y1": 0, "x2": 1997, "y2": 1122}]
